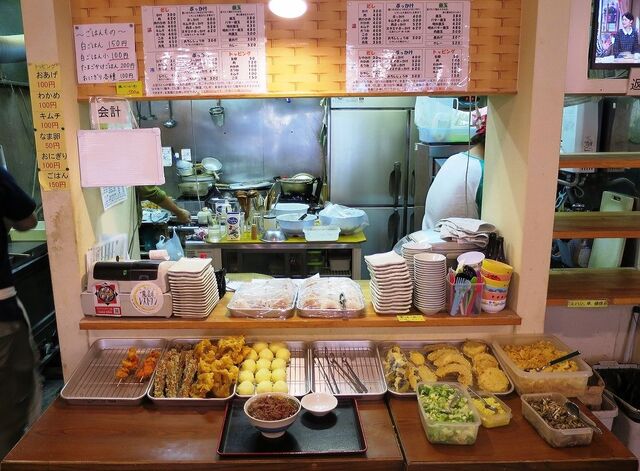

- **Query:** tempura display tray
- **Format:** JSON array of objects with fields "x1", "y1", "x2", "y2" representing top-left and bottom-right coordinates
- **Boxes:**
[
  {"x1": 61, "y1": 338, "x2": 166, "y2": 405},
  {"x1": 217, "y1": 398, "x2": 367, "y2": 457},
  {"x1": 378, "y1": 340, "x2": 514, "y2": 397},
  {"x1": 147, "y1": 338, "x2": 235, "y2": 406},
  {"x1": 235, "y1": 340, "x2": 311, "y2": 399},
  {"x1": 310, "y1": 341, "x2": 386, "y2": 400}
]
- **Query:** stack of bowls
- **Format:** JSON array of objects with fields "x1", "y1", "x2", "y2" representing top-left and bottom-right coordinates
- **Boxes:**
[
  {"x1": 401, "y1": 241, "x2": 432, "y2": 281},
  {"x1": 480, "y1": 259, "x2": 513, "y2": 313},
  {"x1": 413, "y1": 253, "x2": 447, "y2": 314}
]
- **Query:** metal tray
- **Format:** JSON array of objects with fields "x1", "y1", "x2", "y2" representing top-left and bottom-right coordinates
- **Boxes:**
[
  {"x1": 310, "y1": 341, "x2": 386, "y2": 400},
  {"x1": 217, "y1": 398, "x2": 367, "y2": 457},
  {"x1": 593, "y1": 362, "x2": 640, "y2": 420},
  {"x1": 147, "y1": 338, "x2": 236, "y2": 406},
  {"x1": 297, "y1": 278, "x2": 366, "y2": 318},
  {"x1": 235, "y1": 340, "x2": 310, "y2": 399},
  {"x1": 61, "y1": 338, "x2": 166, "y2": 405},
  {"x1": 378, "y1": 340, "x2": 514, "y2": 397},
  {"x1": 227, "y1": 280, "x2": 296, "y2": 318}
]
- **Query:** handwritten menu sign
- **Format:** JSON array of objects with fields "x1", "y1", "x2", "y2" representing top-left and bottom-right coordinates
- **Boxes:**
[
  {"x1": 73, "y1": 24, "x2": 138, "y2": 84},
  {"x1": 346, "y1": 1, "x2": 470, "y2": 92},
  {"x1": 141, "y1": 4, "x2": 266, "y2": 95},
  {"x1": 28, "y1": 63, "x2": 69, "y2": 191}
]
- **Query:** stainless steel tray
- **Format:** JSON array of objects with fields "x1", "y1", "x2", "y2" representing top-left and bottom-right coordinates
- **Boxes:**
[
  {"x1": 61, "y1": 338, "x2": 166, "y2": 405},
  {"x1": 378, "y1": 340, "x2": 515, "y2": 397},
  {"x1": 235, "y1": 340, "x2": 310, "y2": 399},
  {"x1": 310, "y1": 341, "x2": 386, "y2": 400},
  {"x1": 297, "y1": 278, "x2": 366, "y2": 318},
  {"x1": 147, "y1": 338, "x2": 236, "y2": 406}
]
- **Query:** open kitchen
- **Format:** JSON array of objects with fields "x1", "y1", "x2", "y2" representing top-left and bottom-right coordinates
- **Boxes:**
[{"x1": 1, "y1": 0, "x2": 640, "y2": 470}]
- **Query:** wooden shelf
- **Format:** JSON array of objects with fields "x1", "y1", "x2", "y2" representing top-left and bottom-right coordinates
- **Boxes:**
[
  {"x1": 547, "y1": 268, "x2": 640, "y2": 306},
  {"x1": 559, "y1": 152, "x2": 640, "y2": 169},
  {"x1": 553, "y1": 212, "x2": 640, "y2": 238},
  {"x1": 80, "y1": 281, "x2": 521, "y2": 330}
]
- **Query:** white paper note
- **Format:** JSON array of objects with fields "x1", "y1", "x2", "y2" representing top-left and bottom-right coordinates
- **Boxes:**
[{"x1": 100, "y1": 186, "x2": 128, "y2": 211}]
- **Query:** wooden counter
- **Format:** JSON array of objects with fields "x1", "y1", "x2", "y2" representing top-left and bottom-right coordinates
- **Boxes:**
[
  {"x1": 2, "y1": 399, "x2": 403, "y2": 471},
  {"x1": 389, "y1": 395, "x2": 638, "y2": 471},
  {"x1": 79, "y1": 281, "x2": 521, "y2": 330}
]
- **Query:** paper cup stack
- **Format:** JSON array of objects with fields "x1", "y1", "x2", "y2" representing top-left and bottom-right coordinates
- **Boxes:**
[
  {"x1": 413, "y1": 253, "x2": 447, "y2": 314},
  {"x1": 401, "y1": 241, "x2": 432, "y2": 281},
  {"x1": 168, "y1": 257, "x2": 219, "y2": 318},
  {"x1": 480, "y1": 259, "x2": 513, "y2": 313},
  {"x1": 365, "y1": 251, "x2": 413, "y2": 314}
]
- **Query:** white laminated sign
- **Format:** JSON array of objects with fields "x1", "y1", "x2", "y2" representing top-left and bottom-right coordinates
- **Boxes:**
[
  {"x1": 141, "y1": 4, "x2": 266, "y2": 95},
  {"x1": 346, "y1": 1, "x2": 470, "y2": 93}
]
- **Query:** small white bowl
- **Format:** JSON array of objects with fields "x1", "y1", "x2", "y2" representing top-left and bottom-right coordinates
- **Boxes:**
[
  {"x1": 244, "y1": 393, "x2": 301, "y2": 438},
  {"x1": 301, "y1": 392, "x2": 338, "y2": 417}
]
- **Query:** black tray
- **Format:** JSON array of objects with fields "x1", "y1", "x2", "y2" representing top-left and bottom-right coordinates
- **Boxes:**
[{"x1": 217, "y1": 398, "x2": 367, "y2": 457}]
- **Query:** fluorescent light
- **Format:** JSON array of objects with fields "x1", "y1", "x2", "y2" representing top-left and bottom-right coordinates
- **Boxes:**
[{"x1": 268, "y1": 0, "x2": 307, "y2": 18}]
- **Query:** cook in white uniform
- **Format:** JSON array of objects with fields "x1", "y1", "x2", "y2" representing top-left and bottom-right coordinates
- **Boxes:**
[{"x1": 422, "y1": 119, "x2": 486, "y2": 230}]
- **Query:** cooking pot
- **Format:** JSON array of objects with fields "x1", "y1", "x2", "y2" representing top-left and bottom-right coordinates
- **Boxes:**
[
  {"x1": 178, "y1": 181, "x2": 213, "y2": 197},
  {"x1": 277, "y1": 173, "x2": 323, "y2": 203}
]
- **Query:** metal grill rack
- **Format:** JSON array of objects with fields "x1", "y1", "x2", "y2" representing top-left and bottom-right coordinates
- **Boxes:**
[
  {"x1": 310, "y1": 341, "x2": 386, "y2": 400},
  {"x1": 61, "y1": 339, "x2": 166, "y2": 405}
]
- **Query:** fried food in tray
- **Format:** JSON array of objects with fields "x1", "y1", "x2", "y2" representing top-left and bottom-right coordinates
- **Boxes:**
[
  {"x1": 114, "y1": 348, "x2": 161, "y2": 383},
  {"x1": 502, "y1": 340, "x2": 579, "y2": 372},
  {"x1": 381, "y1": 340, "x2": 513, "y2": 395},
  {"x1": 297, "y1": 277, "x2": 365, "y2": 318},
  {"x1": 151, "y1": 336, "x2": 249, "y2": 402},
  {"x1": 227, "y1": 279, "x2": 296, "y2": 318}
]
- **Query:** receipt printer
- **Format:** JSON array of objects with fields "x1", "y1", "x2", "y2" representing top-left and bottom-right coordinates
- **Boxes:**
[{"x1": 81, "y1": 260, "x2": 173, "y2": 317}]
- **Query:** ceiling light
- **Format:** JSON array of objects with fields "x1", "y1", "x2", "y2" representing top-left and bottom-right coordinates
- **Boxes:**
[{"x1": 268, "y1": 0, "x2": 307, "y2": 18}]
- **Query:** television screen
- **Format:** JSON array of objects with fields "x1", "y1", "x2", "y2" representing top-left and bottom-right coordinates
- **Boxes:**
[{"x1": 591, "y1": 0, "x2": 640, "y2": 68}]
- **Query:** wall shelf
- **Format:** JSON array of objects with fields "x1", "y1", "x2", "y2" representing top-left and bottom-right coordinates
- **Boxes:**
[
  {"x1": 553, "y1": 212, "x2": 640, "y2": 239},
  {"x1": 547, "y1": 268, "x2": 640, "y2": 306},
  {"x1": 559, "y1": 152, "x2": 640, "y2": 169}
]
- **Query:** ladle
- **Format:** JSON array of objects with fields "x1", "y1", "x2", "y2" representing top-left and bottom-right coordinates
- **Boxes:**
[
  {"x1": 163, "y1": 101, "x2": 177, "y2": 128},
  {"x1": 524, "y1": 350, "x2": 581, "y2": 372},
  {"x1": 565, "y1": 401, "x2": 603, "y2": 435}
]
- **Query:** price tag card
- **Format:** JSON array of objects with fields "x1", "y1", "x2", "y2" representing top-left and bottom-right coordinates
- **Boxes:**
[
  {"x1": 116, "y1": 81, "x2": 144, "y2": 96},
  {"x1": 74, "y1": 23, "x2": 138, "y2": 84},
  {"x1": 397, "y1": 314, "x2": 425, "y2": 322},
  {"x1": 141, "y1": 4, "x2": 266, "y2": 95},
  {"x1": 346, "y1": 0, "x2": 470, "y2": 92},
  {"x1": 567, "y1": 299, "x2": 609, "y2": 308}
]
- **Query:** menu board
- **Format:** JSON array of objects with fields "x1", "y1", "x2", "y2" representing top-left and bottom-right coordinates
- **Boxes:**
[
  {"x1": 73, "y1": 23, "x2": 138, "y2": 84},
  {"x1": 141, "y1": 4, "x2": 266, "y2": 95},
  {"x1": 346, "y1": 1, "x2": 470, "y2": 92}
]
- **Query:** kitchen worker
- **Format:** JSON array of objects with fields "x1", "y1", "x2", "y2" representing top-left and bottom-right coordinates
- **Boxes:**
[
  {"x1": 612, "y1": 12, "x2": 640, "y2": 58},
  {"x1": 136, "y1": 185, "x2": 191, "y2": 224},
  {"x1": 422, "y1": 112, "x2": 486, "y2": 230},
  {"x1": 0, "y1": 167, "x2": 41, "y2": 459}
]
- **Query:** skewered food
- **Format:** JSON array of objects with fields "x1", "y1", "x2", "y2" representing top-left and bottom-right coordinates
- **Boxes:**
[
  {"x1": 114, "y1": 347, "x2": 139, "y2": 380},
  {"x1": 134, "y1": 350, "x2": 161, "y2": 381}
]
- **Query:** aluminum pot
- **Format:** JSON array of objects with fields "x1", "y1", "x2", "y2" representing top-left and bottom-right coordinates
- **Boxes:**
[{"x1": 178, "y1": 181, "x2": 212, "y2": 197}]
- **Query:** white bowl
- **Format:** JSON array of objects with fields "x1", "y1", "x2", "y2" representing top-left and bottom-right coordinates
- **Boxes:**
[
  {"x1": 244, "y1": 393, "x2": 301, "y2": 438},
  {"x1": 201, "y1": 157, "x2": 222, "y2": 172},
  {"x1": 318, "y1": 208, "x2": 367, "y2": 235},
  {"x1": 301, "y1": 392, "x2": 338, "y2": 416},
  {"x1": 273, "y1": 203, "x2": 309, "y2": 218},
  {"x1": 276, "y1": 213, "x2": 318, "y2": 236}
]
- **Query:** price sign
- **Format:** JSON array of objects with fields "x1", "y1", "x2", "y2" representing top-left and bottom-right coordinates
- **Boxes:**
[
  {"x1": 567, "y1": 299, "x2": 609, "y2": 308},
  {"x1": 397, "y1": 314, "x2": 425, "y2": 322}
]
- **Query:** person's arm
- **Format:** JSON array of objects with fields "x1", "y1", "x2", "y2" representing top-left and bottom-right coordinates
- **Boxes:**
[
  {"x1": 10, "y1": 213, "x2": 37, "y2": 232},
  {"x1": 156, "y1": 196, "x2": 191, "y2": 224},
  {"x1": 0, "y1": 168, "x2": 37, "y2": 232}
]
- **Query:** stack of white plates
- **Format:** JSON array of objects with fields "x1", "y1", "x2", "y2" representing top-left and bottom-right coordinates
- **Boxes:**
[
  {"x1": 364, "y1": 251, "x2": 413, "y2": 314},
  {"x1": 413, "y1": 252, "x2": 447, "y2": 315},
  {"x1": 168, "y1": 258, "x2": 219, "y2": 318},
  {"x1": 401, "y1": 241, "x2": 432, "y2": 280}
]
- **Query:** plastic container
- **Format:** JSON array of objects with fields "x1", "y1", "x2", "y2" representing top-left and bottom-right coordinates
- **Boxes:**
[
  {"x1": 415, "y1": 97, "x2": 475, "y2": 143},
  {"x1": 297, "y1": 277, "x2": 365, "y2": 318},
  {"x1": 592, "y1": 394, "x2": 618, "y2": 431},
  {"x1": 492, "y1": 334, "x2": 592, "y2": 395},
  {"x1": 521, "y1": 393, "x2": 595, "y2": 447},
  {"x1": 303, "y1": 225, "x2": 340, "y2": 241},
  {"x1": 471, "y1": 392, "x2": 512, "y2": 428},
  {"x1": 416, "y1": 382, "x2": 481, "y2": 445}
]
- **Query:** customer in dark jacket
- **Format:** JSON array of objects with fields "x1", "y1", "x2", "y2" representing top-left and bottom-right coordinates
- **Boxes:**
[
  {"x1": 0, "y1": 167, "x2": 41, "y2": 459},
  {"x1": 613, "y1": 12, "x2": 640, "y2": 58}
]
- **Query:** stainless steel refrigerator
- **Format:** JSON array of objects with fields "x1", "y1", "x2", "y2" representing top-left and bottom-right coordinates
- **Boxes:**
[{"x1": 328, "y1": 97, "x2": 421, "y2": 278}]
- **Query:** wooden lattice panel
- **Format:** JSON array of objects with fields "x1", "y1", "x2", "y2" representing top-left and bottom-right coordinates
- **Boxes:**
[{"x1": 70, "y1": 0, "x2": 520, "y2": 98}]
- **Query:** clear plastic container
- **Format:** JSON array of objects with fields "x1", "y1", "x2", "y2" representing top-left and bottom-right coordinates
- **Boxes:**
[
  {"x1": 447, "y1": 278, "x2": 483, "y2": 316},
  {"x1": 521, "y1": 393, "x2": 595, "y2": 447},
  {"x1": 227, "y1": 279, "x2": 296, "y2": 318},
  {"x1": 470, "y1": 392, "x2": 512, "y2": 428},
  {"x1": 297, "y1": 277, "x2": 365, "y2": 318},
  {"x1": 303, "y1": 225, "x2": 340, "y2": 241},
  {"x1": 491, "y1": 334, "x2": 592, "y2": 395},
  {"x1": 416, "y1": 382, "x2": 481, "y2": 445}
]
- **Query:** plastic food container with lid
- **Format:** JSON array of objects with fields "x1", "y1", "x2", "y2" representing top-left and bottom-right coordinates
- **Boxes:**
[
  {"x1": 521, "y1": 392, "x2": 595, "y2": 447},
  {"x1": 491, "y1": 334, "x2": 592, "y2": 395},
  {"x1": 416, "y1": 381, "x2": 481, "y2": 445},
  {"x1": 470, "y1": 392, "x2": 512, "y2": 428}
]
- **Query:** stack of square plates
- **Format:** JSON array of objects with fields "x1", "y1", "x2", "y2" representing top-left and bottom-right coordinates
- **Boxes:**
[
  {"x1": 413, "y1": 252, "x2": 447, "y2": 315},
  {"x1": 168, "y1": 258, "x2": 219, "y2": 318},
  {"x1": 364, "y1": 251, "x2": 413, "y2": 314},
  {"x1": 401, "y1": 241, "x2": 432, "y2": 281}
]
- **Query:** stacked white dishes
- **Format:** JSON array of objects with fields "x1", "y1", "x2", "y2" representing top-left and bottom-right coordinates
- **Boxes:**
[
  {"x1": 401, "y1": 241, "x2": 432, "y2": 281},
  {"x1": 364, "y1": 251, "x2": 413, "y2": 314},
  {"x1": 413, "y1": 253, "x2": 447, "y2": 314},
  {"x1": 168, "y1": 258, "x2": 219, "y2": 318}
]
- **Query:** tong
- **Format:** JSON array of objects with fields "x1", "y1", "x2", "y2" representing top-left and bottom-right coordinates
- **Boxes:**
[
  {"x1": 339, "y1": 292, "x2": 346, "y2": 310},
  {"x1": 329, "y1": 353, "x2": 368, "y2": 393},
  {"x1": 314, "y1": 356, "x2": 338, "y2": 394},
  {"x1": 322, "y1": 347, "x2": 340, "y2": 394}
]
